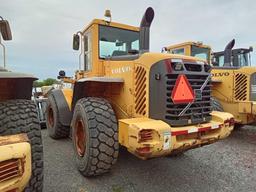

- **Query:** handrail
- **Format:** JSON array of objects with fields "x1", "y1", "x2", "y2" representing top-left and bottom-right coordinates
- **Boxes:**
[{"x1": 0, "y1": 36, "x2": 6, "y2": 68}]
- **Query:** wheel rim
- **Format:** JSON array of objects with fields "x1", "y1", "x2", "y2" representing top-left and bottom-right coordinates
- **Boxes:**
[
  {"x1": 47, "y1": 106, "x2": 54, "y2": 128},
  {"x1": 74, "y1": 119, "x2": 86, "y2": 157}
]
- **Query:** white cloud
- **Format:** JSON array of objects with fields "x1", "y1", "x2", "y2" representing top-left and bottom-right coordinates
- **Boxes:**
[{"x1": 0, "y1": 0, "x2": 255, "y2": 79}]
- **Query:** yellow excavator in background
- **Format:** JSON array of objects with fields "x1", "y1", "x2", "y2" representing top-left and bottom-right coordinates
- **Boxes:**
[{"x1": 165, "y1": 39, "x2": 256, "y2": 125}]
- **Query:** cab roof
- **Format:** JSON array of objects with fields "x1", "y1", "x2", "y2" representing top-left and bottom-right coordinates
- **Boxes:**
[
  {"x1": 166, "y1": 41, "x2": 211, "y2": 50},
  {"x1": 81, "y1": 19, "x2": 140, "y2": 34}
]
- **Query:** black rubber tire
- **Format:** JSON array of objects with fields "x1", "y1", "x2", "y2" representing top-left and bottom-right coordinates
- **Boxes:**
[
  {"x1": 234, "y1": 124, "x2": 243, "y2": 129},
  {"x1": 211, "y1": 97, "x2": 224, "y2": 112},
  {"x1": 71, "y1": 97, "x2": 119, "y2": 177},
  {"x1": 0, "y1": 100, "x2": 43, "y2": 192},
  {"x1": 46, "y1": 93, "x2": 70, "y2": 139}
]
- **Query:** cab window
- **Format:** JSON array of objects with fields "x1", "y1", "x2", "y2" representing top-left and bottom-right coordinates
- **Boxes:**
[
  {"x1": 171, "y1": 48, "x2": 185, "y2": 55},
  {"x1": 191, "y1": 45, "x2": 209, "y2": 62},
  {"x1": 218, "y1": 55, "x2": 224, "y2": 67},
  {"x1": 212, "y1": 55, "x2": 225, "y2": 67},
  {"x1": 237, "y1": 53, "x2": 249, "y2": 67},
  {"x1": 83, "y1": 33, "x2": 92, "y2": 71},
  {"x1": 99, "y1": 25, "x2": 139, "y2": 58}
]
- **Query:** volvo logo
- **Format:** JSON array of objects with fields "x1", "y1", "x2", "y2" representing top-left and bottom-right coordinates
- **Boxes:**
[{"x1": 212, "y1": 72, "x2": 230, "y2": 77}]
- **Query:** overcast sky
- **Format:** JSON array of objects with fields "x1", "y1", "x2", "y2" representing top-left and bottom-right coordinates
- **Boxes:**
[{"x1": 1, "y1": 0, "x2": 255, "y2": 79}]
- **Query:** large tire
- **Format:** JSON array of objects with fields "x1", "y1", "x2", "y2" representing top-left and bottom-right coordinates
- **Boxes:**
[
  {"x1": 46, "y1": 93, "x2": 70, "y2": 139},
  {"x1": 71, "y1": 97, "x2": 119, "y2": 176},
  {"x1": 211, "y1": 97, "x2": 224, "y2": 112},
  {"x1": 0, "y1": 100, "x2": 43, "y2": 192}
]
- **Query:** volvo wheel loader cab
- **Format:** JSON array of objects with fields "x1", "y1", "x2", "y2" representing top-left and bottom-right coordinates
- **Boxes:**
[
  {"x1": 212, "y1": 39, "x2": 253, "y2": 67},
  {"x1": 46, "y1": 7, "x2": 234, "y2": 177},
  {"x1": 166, "y1": 40, "x2": 256, "y2": 125},
  {"x1": 165, "y1": 41, "x2": 212, "y2": 64},
  {"x1": 0, "y1": 17, "x2": 43, "y2": 192}
]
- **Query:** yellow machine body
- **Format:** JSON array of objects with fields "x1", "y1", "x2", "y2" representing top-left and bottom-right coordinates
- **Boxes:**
[
  {"x1": 166, "y1": 42, "x2": 256, "y2": 124},
  {"x1": 0, "y1": 134, "x2": 31, "y2": 192},
  {"x1": 59, "y1": 18, "x2": 234, "y2": 159}
]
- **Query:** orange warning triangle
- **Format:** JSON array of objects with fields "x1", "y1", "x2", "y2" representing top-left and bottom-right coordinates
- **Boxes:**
[{"x1": 171, "y1": 74, "x2": 195, "y2": 104}]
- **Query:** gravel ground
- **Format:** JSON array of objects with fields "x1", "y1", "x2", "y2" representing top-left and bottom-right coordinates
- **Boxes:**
[{"x1": 42, "y1": 126, "x2": 256, "y2": 192}]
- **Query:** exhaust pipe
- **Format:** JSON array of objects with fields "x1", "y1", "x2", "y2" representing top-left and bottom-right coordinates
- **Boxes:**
[
  {"x1": 0, "y1": 17, "x2": 12, "y2": 69},
  {"x1": 224, "y1": 39, "x2": 235, "y2": 66},
  {"x1": 139, "y1": 7, "x2": 154, "y2": 53}
]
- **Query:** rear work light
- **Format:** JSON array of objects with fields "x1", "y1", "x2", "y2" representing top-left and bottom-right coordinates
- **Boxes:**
[
  {"x1": 136, "y1": 147, "x2": 151, "y2": 155},
  {"x1": 138, "y1": 129, "x2": 153, "y2": 142},
  {"x1": 0, "y1": 159, "x2": 23, "y2": 183}
]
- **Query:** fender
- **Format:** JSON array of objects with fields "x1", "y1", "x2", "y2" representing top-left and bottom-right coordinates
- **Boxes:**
[
  {"x1": 50, "y1": 89, "x2": 72, "y2": 126},
  {"x1": 0, "y1": 70, "x2": 37, "y2": 100},
  {"x1": 72, "y1": 77, "x2": 124, "y2": 110}
]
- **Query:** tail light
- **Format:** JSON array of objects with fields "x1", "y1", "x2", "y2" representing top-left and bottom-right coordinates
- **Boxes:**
[
  {"x1": 138, "y1": 129, "x2": 153, "y2": 142},
  {"x1": 229, "y1": 118, "x2": 235, "y2": 126},
  {"x1": 136, "y1": 146, "x2": 151, "y2": 156},
  {"x1": 0, "y1": 159, "x2": 23, "y2": 183},
  {"x1": 224, "y1": 117, "x2": 235, "y2": 126},
  {"x1": 6, "y1": 189, "x2": 18, "y2": 192}
]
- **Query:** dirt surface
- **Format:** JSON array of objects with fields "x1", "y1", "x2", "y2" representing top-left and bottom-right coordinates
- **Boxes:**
[{"x1": 42, "y1": 126, "x2": 256, "y2": 192}]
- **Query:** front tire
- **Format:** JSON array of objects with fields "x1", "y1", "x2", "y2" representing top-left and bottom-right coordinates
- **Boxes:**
[
  {"x1": 0, "y1": 100, "x2": 44, "y2": 191},
  {"x1": 71, "y1": 97, "x2": 119, "y2": 176}
]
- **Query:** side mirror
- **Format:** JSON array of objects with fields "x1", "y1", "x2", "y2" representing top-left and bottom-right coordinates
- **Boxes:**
[
  {"x1": 249, "y1": 46, "x2": 253, "y2": 52},
  {"x1": 73, "y1": 34, "x2": 80, "y2": 50},
  {"x1": 0, "y1": 19, "x2": 12, "y2": 40}
]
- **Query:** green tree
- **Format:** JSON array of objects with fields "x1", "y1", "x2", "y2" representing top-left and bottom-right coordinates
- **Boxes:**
[{"x1": 33, "y1": 78, "x2": 58, "y2": 87}]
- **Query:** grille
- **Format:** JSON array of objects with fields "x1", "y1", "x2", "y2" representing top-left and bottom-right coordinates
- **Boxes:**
[
  {"x1": 149, "y1": 60, "x2": 212, "y2": 127},
  {"x1": 135, "y1": 66, "x2": 147, "y2": 115},
  {"x1": 165, "y1": 73, "x2": 212, "y2": 125},
  {"x1": 234, "y1": 73, "x2": 248, "y2": 101},
  {"x1": 0, "y1": 159, "x2": 22, "y2": 183}
]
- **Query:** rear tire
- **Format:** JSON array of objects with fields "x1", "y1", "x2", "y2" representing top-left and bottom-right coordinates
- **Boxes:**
[
  {"x1": 71, "y1": 97, "x2": 119, "y2": 177},
  {"x1": 0, "y1": 100, "x2": 43, "y2": 192},
  {"x1": 46, "y1": 93, "x2": 70, "y2": 139},
  {"x1": 211, "y1": 97, "x2": 224, "y2": 112}
]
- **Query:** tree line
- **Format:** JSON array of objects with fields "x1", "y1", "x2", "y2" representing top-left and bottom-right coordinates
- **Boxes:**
[{"x1": 33, "y1": 78, "x2": 58, "y2": 87}]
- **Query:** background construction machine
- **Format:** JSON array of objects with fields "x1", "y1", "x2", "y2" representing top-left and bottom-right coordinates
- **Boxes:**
[
  {"x1": 211, "y1": 39, "x2": 253, "y2": 67},
  {"x1": 0, "y1": 17, "x2": 43, "y2": 191},
  {"x1": 166, "y1": 39, "x2": 256, "y2": 125},
  {"x1": 46, "y1": 7, "x2": 234, "y2": 177},
  {"x1": 33, "y1": 86, "x2": 54, "y2": 129}
]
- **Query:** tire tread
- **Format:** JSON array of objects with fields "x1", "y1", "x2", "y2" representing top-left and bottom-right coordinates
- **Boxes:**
[
  {"x1": 0, "y1": 99, "x2": 43, "y2": 192},
  {"x1": 73, "y1": 97, "x2": 119, "y2": 176}
]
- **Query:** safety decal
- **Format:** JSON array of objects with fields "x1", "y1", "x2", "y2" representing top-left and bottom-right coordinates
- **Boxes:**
[{"x1": 163, "y1": 132, "x2": 171, "y2": 150}]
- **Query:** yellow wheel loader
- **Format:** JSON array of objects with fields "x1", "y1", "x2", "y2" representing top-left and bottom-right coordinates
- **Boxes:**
[
  {"x1": 0, "y1": 17, "x2": 43, "y2": 192},
  {"x1": 165, "y1": 39, "x2": 256, "y2": 125},
  {"x1": 46, "y1": 7, "x2": 234, "y2": 177}
]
